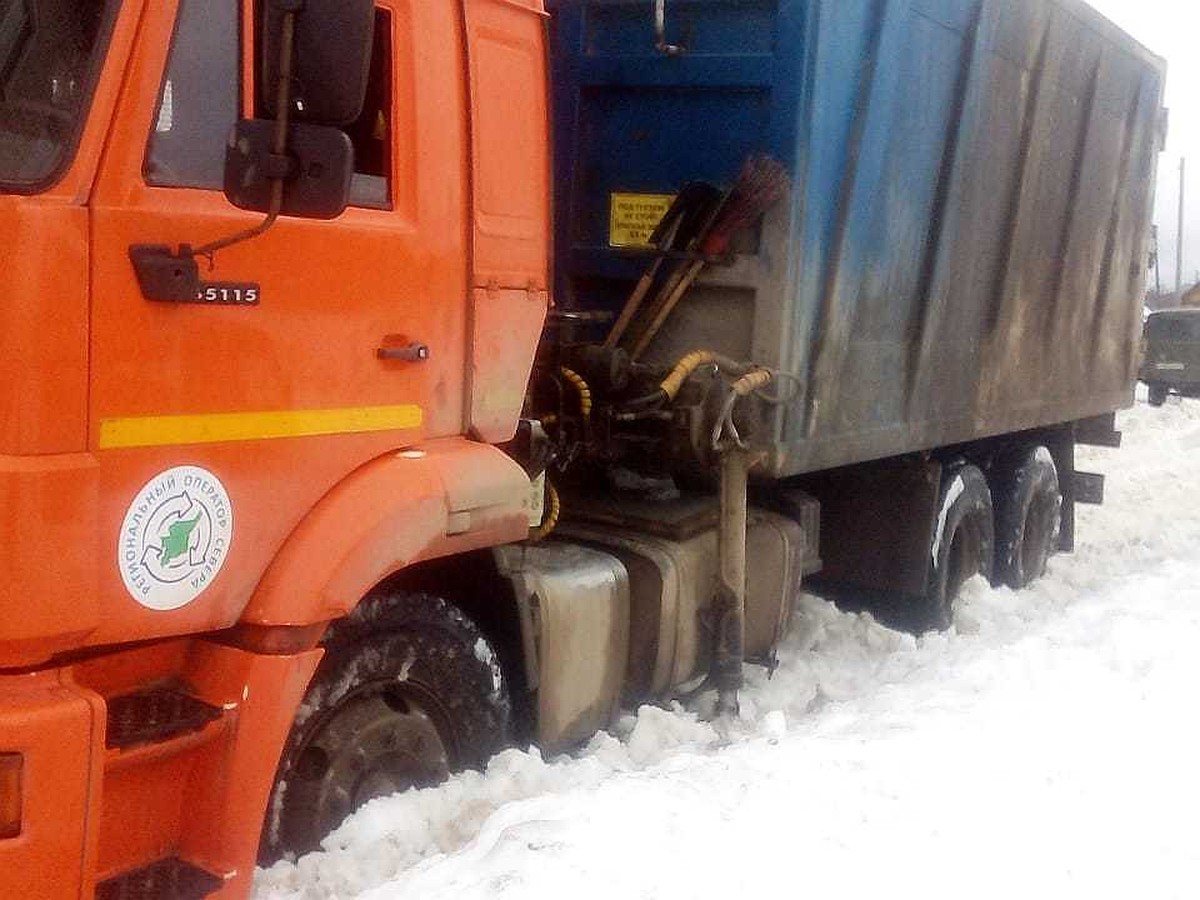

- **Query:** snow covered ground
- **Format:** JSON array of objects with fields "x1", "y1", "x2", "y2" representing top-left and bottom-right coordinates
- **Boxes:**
[{"x1": 256, "y1": 395, "x2": 1200, "y2": 900}]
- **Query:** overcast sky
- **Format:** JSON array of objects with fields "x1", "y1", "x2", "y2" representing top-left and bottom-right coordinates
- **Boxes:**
[{"x1": 1086, "y1": 0, "x2": 1199, "y2": 291}]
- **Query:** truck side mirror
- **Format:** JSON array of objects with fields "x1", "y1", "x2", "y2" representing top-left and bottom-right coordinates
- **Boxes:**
[
  {"x1": 218, "y1": 0, "x2": 374, "y2": 222},
  {"x1": 224, "y1": 119, "x2": 354, "y2": 219},
  {"x1": 261, "y1": 0, "x2": 376, "y2": 126}
]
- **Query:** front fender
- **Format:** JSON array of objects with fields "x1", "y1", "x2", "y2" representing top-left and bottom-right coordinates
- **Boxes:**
[{"x1": 243, "y1": 438, "x2": 531, "y2": 626}]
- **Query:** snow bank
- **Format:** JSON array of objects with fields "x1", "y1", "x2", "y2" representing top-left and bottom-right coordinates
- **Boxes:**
[{"x1": 255, "y1": 397, "x2": 1200, "y2": 900}]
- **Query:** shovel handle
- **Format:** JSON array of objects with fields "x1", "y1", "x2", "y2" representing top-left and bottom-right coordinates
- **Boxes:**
[
  {"x1": 630, "y1": 260, "x2": 706, "y2": 360},
  {"x1": 605, "y1": 263, "x2": 661, "y2": 349}
]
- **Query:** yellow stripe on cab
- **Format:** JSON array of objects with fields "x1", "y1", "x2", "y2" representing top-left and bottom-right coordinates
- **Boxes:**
[{"x1": 99, "y1": 404, "x2": 424, "y2": 449}]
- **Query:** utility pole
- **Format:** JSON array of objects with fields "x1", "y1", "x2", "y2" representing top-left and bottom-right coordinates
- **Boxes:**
[
  {"x1": 1178, "y1": 157, "x2": 1186, "y2": 295},
  {"x1": 1153, "y1": 225, "x2": 1161, "y2": 297}
]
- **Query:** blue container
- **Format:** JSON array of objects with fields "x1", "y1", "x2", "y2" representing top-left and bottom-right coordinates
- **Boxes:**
[{"x1": 549, "y1": 0, "x2": 1166, "y2": 477}]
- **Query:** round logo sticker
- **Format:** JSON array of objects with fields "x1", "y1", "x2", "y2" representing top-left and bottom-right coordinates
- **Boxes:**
[{"x1": 118, "y1": 466, "x2": 234, "y2": 611}]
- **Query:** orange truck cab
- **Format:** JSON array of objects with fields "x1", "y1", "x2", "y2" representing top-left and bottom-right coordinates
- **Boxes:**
[{"x1": 1, "y1": 1, "x2": 550, "y2": 895}]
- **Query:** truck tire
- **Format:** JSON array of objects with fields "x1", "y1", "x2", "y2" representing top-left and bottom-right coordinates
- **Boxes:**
[
  {"x1": 261, "y1": 592, "x2": 511, "y2": 860},
  {"x1": 1148, "y1": 383, "x2": 1168, "y2": 407},
  {"x1": 916, "y1": 464, "x2": 995, "y2": 632},
  {"x1": 994, "y1": 447, "x2": 1061, "y2": 590}
]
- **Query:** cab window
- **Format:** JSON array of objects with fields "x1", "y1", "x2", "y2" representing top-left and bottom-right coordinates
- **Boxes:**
[
  {"x1": 1148, "y1": 315, "x2": 1200, "y2": 342},
  {"x1": 144, "y1": 0, "x2": 239, "y2": 190},
  {"x1": 253, "y1": 5, "x2": 393, "y2": 210},
  {"x1": 344, "y1": 8, "x2": 392, "y2": 210},
  {"x1": 0, "y1": 0, "x2": 120, "y2": 191}
]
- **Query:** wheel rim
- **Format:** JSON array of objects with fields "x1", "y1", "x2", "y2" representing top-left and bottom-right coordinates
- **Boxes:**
[{"x1": 283, "y1": 681, "x2": 456, "y2": 850}]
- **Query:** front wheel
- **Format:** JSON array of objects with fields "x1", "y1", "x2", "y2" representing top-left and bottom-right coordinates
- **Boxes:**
[
  {"x1": 1147, "y1": 383, "x2": 1169, "y2": 407},
  {"x1": 261, "y1": 592, "x2": 511, "y2": 861}
]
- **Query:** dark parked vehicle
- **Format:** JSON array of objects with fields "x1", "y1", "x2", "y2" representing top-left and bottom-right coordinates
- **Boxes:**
[{"x1": 1141, "y1": 309, "x2": 1200, "y2": 406}]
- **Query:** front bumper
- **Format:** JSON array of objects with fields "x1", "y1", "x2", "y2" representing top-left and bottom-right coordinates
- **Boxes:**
[
  {"x1": 0, "y1": 671, "x2": 103, "y2": 899},
  {"x1": 0, "y1": 640, "x2": 320, "y2": 899},
  {"x1": 1140, "y1": 362, "x2": 1199, "y2": 389}
]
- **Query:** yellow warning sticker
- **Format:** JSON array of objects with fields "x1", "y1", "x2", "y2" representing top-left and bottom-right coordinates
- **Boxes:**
[{"x1": 609, "y1": 193, "x2": 676, "y2": 248}]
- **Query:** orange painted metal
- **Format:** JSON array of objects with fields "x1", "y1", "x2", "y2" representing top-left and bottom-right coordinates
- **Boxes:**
[
  {"x1": 0, "y1": 0, "x2": 143, "y2": 453},
  {"x1": 0, "y1": 0, "x2": 550, "y2": 893},
  {"x1": 0, "y1": 671, "x2": 104, "y2": 900},
  {"x1": 0, "y1": 455, "x2": 100, "y2": 667},
  {"x1": 74, "y1": 642, "x2": 321, "y2": 895},
  {"x1": 176, "y1": 643, "x2": 322, "y2": 897},
  {"x1": 245, "y1": 437, "x2": 531, "y2": 625},
  {"x1": 96, "y1": 721, "x2": 231, "y2": 882},
  {"x1": 0, "y1": 0, "x2": 547, "y2": 668},
  {"x1": 470, "y1": 288, "x2": 550, "y2": 441},
  {"x1": 0, "y1": 204, "x2": 89, "y2": 455},
  {"x1": 90, "y1": 0, "x2": 470, "y2": 440},
  {"x1": 464, "y1": 0, "x2": 551, "y2": 291},
  {"x1": 0, "y1": 753, "x2": 23, "y2": 840},
  {"x1": 0, "y1": 641, "x2": 320, "y2": 898},
  {"x1": 463, "y1": 0, "x2": 552, "y2": 442},
  {"x1": 221, "y1": 622, "x2": 329, "y2": 655}
]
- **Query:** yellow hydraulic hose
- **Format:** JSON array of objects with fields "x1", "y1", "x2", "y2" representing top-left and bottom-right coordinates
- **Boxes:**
[
  {"x1": 731, "y1": 368, "x2": 774, "y2": 397},
  {"x1": 660, "y1": 350, "x2": 719, "y2": 401},
  {"x1": 712, "y1": 368, "x2": 775, "y2": 451},
  {"x1": 658, "y1": 350, "x2": 758, "y2": 402},
  {"x1": 530, "y1": 480, "x2": 561, "y2": 542},
  {"x1": 560, "y1": 367, "x2": 593, "y2": 422}
]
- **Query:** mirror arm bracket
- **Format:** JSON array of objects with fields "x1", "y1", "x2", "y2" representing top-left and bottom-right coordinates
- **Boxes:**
[{"x1": 190, "y1": 7, "x2": 299, "y2": 264}]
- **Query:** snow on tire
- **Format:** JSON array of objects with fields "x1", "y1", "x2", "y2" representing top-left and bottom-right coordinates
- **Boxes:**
[{"x1": 261, "y1": 592, "x2": 512, "y2": 861}]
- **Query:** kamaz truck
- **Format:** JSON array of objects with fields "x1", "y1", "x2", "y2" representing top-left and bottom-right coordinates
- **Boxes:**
[{"x1": 0, "y1": 0, "x2": 1164, "y2": 896}]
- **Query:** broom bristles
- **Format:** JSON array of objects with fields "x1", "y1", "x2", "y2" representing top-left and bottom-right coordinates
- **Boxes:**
[{"x1": 701, "y1": 157, "x2": 789, "y2": 256}]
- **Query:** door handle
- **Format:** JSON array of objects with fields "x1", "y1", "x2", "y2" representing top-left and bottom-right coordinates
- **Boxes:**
[{"x1": 376, "y1": 343, "x2": 430, "y2": 362}]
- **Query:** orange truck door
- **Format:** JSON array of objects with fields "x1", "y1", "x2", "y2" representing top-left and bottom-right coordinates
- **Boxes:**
[{"x1": 84, "y1": 0, "x2": 473, "y2": 645}]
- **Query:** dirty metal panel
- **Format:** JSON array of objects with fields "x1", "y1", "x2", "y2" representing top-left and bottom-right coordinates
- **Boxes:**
[
  {"x1": 1075, "y1": 412, "x2": 1122, "y2": 448},
  {"x1": 550, "y1": 0, "x2": 1165, "y2": 478},
  {"x1": 1073, "y1": 470, "x2": 1106, "y2": 505},
  {"x1": 494, "y1": 543, "x2": 630, "y2": 752},
  {"x1": 793, "y1": 456, "x2": 942, "y2": 597}
]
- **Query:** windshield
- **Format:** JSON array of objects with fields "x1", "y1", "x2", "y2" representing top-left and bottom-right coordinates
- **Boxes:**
[
  {"x1": 1146, "y1": 314, "x2": 1200, "y2": 342},
  {"x1": 0, "y1": 0, "x2": 118, "y2": 191}
]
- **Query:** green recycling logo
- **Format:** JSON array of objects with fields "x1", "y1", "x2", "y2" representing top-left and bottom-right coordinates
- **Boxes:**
[{"x1": 119, "y1": 466, "x2": 234, "y2": 611}]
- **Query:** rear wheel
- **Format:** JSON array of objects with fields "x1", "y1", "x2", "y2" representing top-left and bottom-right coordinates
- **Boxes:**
[
  {"x1": 915, "y1": 464, "x2": 994, "y2": 632},
  {"x1": 261, "y1": 592, "x2": 511, "y2": 861},
  {"x1": 994, "y1": 447, "x2": 1061, "y2": 590},
  {"x1": 1148, "y1": 383, "x2": 1169, "y2": 407}
]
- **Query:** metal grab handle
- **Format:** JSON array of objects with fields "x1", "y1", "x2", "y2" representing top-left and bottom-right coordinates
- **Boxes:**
[
  {"x1": 377, "y1": 343, "x2": 430, "y2": 362},
  {"x1": 654, "y1": 0, "x2": 686, "y2": 56}
]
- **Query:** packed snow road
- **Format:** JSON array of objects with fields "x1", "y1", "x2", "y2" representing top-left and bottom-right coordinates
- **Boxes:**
[{"x1": 256, "y1": 396, "x2": 1200, "y2": 900}]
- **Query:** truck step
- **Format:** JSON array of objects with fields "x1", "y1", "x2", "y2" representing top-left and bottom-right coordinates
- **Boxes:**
[
  {"x1": 96, "y1": 858, "x2": 223, "y2": 900},
  {"x1": 106, "y1": 687, "x2": 223, "y2": 750}
]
